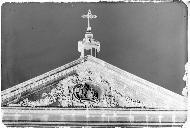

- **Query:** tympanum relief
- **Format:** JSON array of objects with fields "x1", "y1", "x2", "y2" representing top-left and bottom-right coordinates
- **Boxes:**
[{"x1": 15, "y1": 66, "x2": 147, "y2": 108}]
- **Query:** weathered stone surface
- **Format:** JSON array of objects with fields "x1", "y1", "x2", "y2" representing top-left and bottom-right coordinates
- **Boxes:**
[{"x1": 1, "y1": 55, "x2": 187, "y2": 110}]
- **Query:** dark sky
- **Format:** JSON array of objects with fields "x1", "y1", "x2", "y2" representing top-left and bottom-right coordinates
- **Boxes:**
[{"x1": 1, "y1": 2, "x2": 187, "y2": 95}]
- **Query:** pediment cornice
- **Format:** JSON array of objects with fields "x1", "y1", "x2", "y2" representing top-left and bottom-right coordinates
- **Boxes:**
[{"x1": 1, "y1": 56, "x2": 187, "y2": 110}]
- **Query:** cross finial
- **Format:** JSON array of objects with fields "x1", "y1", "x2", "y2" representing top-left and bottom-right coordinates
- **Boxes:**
[{"x1": 82, "y1": 9, "x2": 97, "y2": 32}]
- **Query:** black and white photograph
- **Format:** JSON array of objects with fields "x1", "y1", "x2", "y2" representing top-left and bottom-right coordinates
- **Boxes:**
[{"x1": 1, "y1": 1, "x2": 189, "y2": 127}]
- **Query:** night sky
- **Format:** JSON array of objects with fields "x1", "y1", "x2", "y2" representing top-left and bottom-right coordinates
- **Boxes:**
[{"x1": 1, "y1": 2, "x2": 187, "y2": 95}]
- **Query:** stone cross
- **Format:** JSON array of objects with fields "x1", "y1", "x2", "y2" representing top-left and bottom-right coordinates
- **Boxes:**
[{"x1": 82, "y1": 9, "x2": 97, "y2": 31}]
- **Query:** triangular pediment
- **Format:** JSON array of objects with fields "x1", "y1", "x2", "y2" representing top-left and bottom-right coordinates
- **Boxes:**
[{"x1": 1, "y1": 56, "x2": 187, "y2": 110}]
